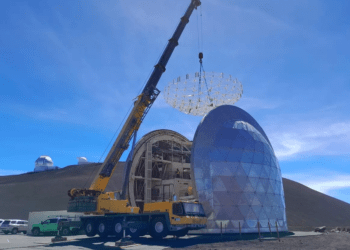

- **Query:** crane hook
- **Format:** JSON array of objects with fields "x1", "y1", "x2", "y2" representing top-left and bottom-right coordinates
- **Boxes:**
[
  {"x1": 199, "y1": 52, "x2": 203, "y2": 63},
  {"x1": 198, "y1": 52, "x2": 203, "y2": 63}
]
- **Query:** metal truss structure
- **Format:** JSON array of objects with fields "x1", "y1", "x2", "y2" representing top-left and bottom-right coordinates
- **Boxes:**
[{"x1": 163, "y1": 72, "x2": 243, "y2": 116}]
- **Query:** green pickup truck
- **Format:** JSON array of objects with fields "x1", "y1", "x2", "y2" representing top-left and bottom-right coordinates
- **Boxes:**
[{"x1": 32, "y1": 218, "x2": 76, "y2": 236}]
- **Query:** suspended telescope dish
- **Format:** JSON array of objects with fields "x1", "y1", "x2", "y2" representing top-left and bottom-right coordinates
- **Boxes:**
[{"x1": 163, "y1": 72, "x2": 243, "y2": 116}]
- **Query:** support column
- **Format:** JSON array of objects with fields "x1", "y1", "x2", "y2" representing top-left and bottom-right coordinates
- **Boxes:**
[{"x1": 144, "y1": 142, "x2": 152, "y2": 203}]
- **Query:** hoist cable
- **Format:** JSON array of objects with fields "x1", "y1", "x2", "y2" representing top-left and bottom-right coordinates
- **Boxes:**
[
  {"x1": 200, "y1": 63, "x2": 212, "y2": 102},
  {"x1": 200, "y1": 5, "x2": 204, "y2": 52},
  {"x1": 198, "y1": 58, "x2": 202, "y2": 102},
  {"x1": 196, "y1": 9, "x2": 200, "y2": 54},
  {"x1": 197, "y1": 4, "x2": 210, "y2": 105}
]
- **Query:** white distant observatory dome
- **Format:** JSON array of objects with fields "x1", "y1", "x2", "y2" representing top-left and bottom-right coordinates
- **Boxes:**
[
  {"x1": 34, "y1": 155, "x2": 58, "y2": 172},
  {"x1": 77, "y1": 157, "x2": 89, "y2": 165}
]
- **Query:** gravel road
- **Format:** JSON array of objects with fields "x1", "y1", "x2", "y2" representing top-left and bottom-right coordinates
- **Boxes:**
[{"x1": 1, "y1": 231, "x2": 349, "y2": 250}]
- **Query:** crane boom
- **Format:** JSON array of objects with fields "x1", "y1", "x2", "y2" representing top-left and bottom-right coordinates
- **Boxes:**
[{"x1": 69, "y1": 0, "x2": 201, "y2": 199}]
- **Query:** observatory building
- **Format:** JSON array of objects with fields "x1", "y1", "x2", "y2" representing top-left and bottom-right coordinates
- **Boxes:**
[
  {"x1": 127, "y1": 130, "x2": 194, "y2": 211},
  {"x1": 77, "y1": 157, "x2": 91, "y2": 165},
  {"x1": 123, "y1": 108, "x2": 287, "y2": 233},
  {"x1": 191, "y1": 105, "x2": 288, "y2": 233},
  {"x1": 34, "y1": 155, "x2": 59, "y2": 172}
]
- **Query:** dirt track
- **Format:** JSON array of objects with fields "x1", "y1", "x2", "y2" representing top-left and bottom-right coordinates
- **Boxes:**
[
  {"x1": 167, "y1": 232, "x2": 350, "y2": 250},
  {"x1": 1, "y1": 232, "x2": 350, "y2": 250}
]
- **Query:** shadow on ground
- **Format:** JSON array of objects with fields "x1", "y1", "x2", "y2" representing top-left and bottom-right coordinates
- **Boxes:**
[
  {"x1": 47, "y1": 236, "x2": 122, "y2": 250},
  {"x1": 133, "y1": 232, "x2": 294, "y2": 248},
  {"x1": 47, "y1": 232, "x2": 294, "y2": 250}
]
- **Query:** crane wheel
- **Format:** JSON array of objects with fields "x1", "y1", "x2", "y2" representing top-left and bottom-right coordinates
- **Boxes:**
[
  {"x1": 113, "y1": 220, "x2": 123, "y2": 240},
  {"x1": 113, "y1": 220, "x2": 123, "y2": 241},
  {"x1": 174, "y1": 229, "x2": 189, "y2": 237},
  {"x1": 61, "y1": 227, "x2": 71, "y2": 236},
  {"x1": 85, "y1": 220, "x2": 96, "y2": 237},
  {"x1": 97, "y1": 221, "x2": 109, "y2": 238},
  {"x1": 150, "y1": 218, "x2": 168, "y2": 239},
  {"x1": 32, "y1": 228, "x2": 40, "y2": 236},
  {"x1": 127, "y1": 226, "x2": 140, "y2": 239},
  {"x1": 126, "y1": 218, "x2": 141, "y2": 238}
]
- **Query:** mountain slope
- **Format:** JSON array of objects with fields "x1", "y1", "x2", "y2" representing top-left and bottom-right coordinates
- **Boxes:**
[
  {"x1": 0, "y1": 163, "x2": 124, "y2": 220},
  {"x1": 1, "y1": 165, "x2": 350, "y2": 231},
  {"x1": 283, "y1": 178, "x2": 350, "y2": 231}
]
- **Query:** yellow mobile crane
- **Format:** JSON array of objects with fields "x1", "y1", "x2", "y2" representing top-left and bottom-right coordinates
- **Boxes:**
[{"x1": 64, "y1": 0, "x2": 207, "y2": 240}]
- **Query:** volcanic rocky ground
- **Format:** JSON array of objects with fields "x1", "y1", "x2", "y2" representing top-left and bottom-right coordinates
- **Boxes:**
[{"x1": 1, "y1": 163, "x2": 350, "y2": 231}]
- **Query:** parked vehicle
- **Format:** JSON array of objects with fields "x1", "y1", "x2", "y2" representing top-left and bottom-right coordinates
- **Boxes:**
[
  {"x1": 32, "y1": 218, "x2": 76, "y2": 236},
  {"x1": 0, "y1": 219, "x2": 4, "y2": 227},
  {"x1": 0, "y1": 220, "x2": 28, "y2": 234}
]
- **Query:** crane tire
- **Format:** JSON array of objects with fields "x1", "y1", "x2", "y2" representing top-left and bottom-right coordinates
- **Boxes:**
[
  {"x1": 174, "y1": 229, "x2": 189, "y2": 237},
  {"x1": 85, "y1": 220, "x2": 96, "y2": 237},
  {"x1": 127, "y1": 226, "x2": 140, "y2": 239},
  {"x1": 113, "y1": 220, "x2": 123, "y2": 241},
  {"x1": 61, "y1": 227, "x2": 70, "y2": 236},
  {"x1": 150, "y1": 217, "x2": 168, "y2": 239},
  {"x1": 32, "y1": 228, "x2": 40, "y2": 236},
  {"x1": 97, "y1": 221, "x2": 109, "y2": 238}
]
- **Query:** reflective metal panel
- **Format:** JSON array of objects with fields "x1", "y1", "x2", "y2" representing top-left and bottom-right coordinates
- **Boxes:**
[{"x1": 191, "y1": 105, "x2": 288, "y2": 233}]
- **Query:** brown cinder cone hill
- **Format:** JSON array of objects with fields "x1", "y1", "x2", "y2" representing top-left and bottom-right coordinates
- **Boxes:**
[{"x1": 1, "y1": 164, "x2": 350, "y2": 231}]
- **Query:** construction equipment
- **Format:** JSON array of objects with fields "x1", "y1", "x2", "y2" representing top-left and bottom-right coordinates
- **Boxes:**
[
  {"x1": 61, "y1": 200, "x2": 206, "y2": 239},
  {"x1": 63, "y1": 0, "x2": 207, "y2": 240}
]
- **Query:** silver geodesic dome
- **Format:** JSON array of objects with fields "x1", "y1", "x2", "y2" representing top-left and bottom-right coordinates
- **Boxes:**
[{"x1": 191, "y1": 105, "x2": 288, "y2": 233}]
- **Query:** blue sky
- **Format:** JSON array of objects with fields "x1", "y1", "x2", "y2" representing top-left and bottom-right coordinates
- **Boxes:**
[{"x1": 1, "y1": 0, "x2": 349, "y2": 203}]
